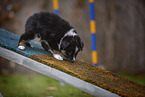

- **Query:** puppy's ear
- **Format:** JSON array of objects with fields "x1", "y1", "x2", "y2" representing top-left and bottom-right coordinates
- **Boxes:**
[
  {"x1": 61, "y1": 41, "x2": 70, "y2": 50},
  {"x1": 76, "y1": 37, "x2": 84, "y2": 51},
  {"x1": 80, "y1": 42, "x2": 84, "y2": 51}
]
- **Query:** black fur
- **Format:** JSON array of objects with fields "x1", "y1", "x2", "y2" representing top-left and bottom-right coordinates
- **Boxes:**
[{"x1": 18, "y1": 12, "x2": 84, "y2": 62}]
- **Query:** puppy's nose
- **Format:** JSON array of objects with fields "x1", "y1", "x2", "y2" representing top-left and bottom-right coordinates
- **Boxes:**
[{"x1": 70, "y1": 60, "x2": 74, "y2": 63}]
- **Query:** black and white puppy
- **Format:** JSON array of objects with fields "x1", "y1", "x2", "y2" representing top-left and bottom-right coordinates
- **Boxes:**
[{"x1": 18, "y1": 12, "x2": 84, "y2": 62}]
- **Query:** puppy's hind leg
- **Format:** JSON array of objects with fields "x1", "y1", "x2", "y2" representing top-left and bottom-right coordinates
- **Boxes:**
[
  {"x1": 25, "y1": 42, "x2": 33, "y2": 48},
  {"x1": 18, "y1": 32, "x2": 35, "y2": 50}
]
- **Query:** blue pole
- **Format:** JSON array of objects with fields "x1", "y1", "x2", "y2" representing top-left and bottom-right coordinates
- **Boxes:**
[
  {"x1": 89, "y1": 0, "x2": 98, "y2": 66},
  {"x1": 53, "y1": 0, "x2": 59, "y2": 15}
]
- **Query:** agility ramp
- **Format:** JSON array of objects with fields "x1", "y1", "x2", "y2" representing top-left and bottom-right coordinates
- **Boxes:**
[{"x1": 0, "y1": 29, "x2": 145, "y2": 97}]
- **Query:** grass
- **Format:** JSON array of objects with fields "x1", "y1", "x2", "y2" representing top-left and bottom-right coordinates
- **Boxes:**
[
  {"x1": 0, "y1": 73, "x2": 144, "y2": 97},
  {"x1": 119, "y1": 73, "x2": 145, "y2": 86},
  {"x1": 0, "y1": 74, "x2": 94, "y2": 97}
]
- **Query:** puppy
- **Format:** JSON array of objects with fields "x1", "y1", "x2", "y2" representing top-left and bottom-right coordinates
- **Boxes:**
[{"x1": 18, "y1": 12, "x2": 84, "y2": 62}]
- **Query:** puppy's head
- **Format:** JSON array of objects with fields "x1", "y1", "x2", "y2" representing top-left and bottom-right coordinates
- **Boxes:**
[{"x1": 60, "y1": 36, "x2": 84, "y2": 62}]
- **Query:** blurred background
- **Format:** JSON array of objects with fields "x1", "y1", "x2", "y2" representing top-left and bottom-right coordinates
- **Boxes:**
[{"x1": 0, "y1": 0, "x2": 145, "y2": 97}]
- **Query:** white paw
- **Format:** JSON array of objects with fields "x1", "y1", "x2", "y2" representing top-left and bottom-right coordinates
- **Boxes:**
[
  {"x1": 18, "y1": 46, "x2": 25, "y2": 50},
  {"x1": 53, "y1": 54, "x2": 63, "y2": 60}
]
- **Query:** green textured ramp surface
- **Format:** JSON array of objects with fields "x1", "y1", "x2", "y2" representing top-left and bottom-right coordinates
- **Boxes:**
[
  {"x1": 31, "y1": 54, "x2": 145, "y2": 97},
  {"x1": 0, "y1": 28, "x2": 50, "y2": 57}
]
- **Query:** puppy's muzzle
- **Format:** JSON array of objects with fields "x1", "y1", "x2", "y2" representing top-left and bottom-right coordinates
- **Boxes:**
[
  {"x1": 70, "y1": 60, "x2": 74, "y2": 63},
  {"x1": 60, "y1": 53, "x2": 75, "y2": 62}
]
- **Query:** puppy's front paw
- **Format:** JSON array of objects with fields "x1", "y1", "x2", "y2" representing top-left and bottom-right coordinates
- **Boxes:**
[
  {"x1": 18, "y1": 46, "x2": 25, "y2": 50},
  {"x1": 53, "y1": 54, "x2": 63, "y2": 60}
]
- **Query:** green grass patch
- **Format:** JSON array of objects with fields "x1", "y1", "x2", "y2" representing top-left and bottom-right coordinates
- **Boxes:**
[
  {"x1": 119, "y1": 73, "x2": 145, "y2": 86},
  {"x1": 0, "y1": 74, "x2": 94, "y2": 97}
]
